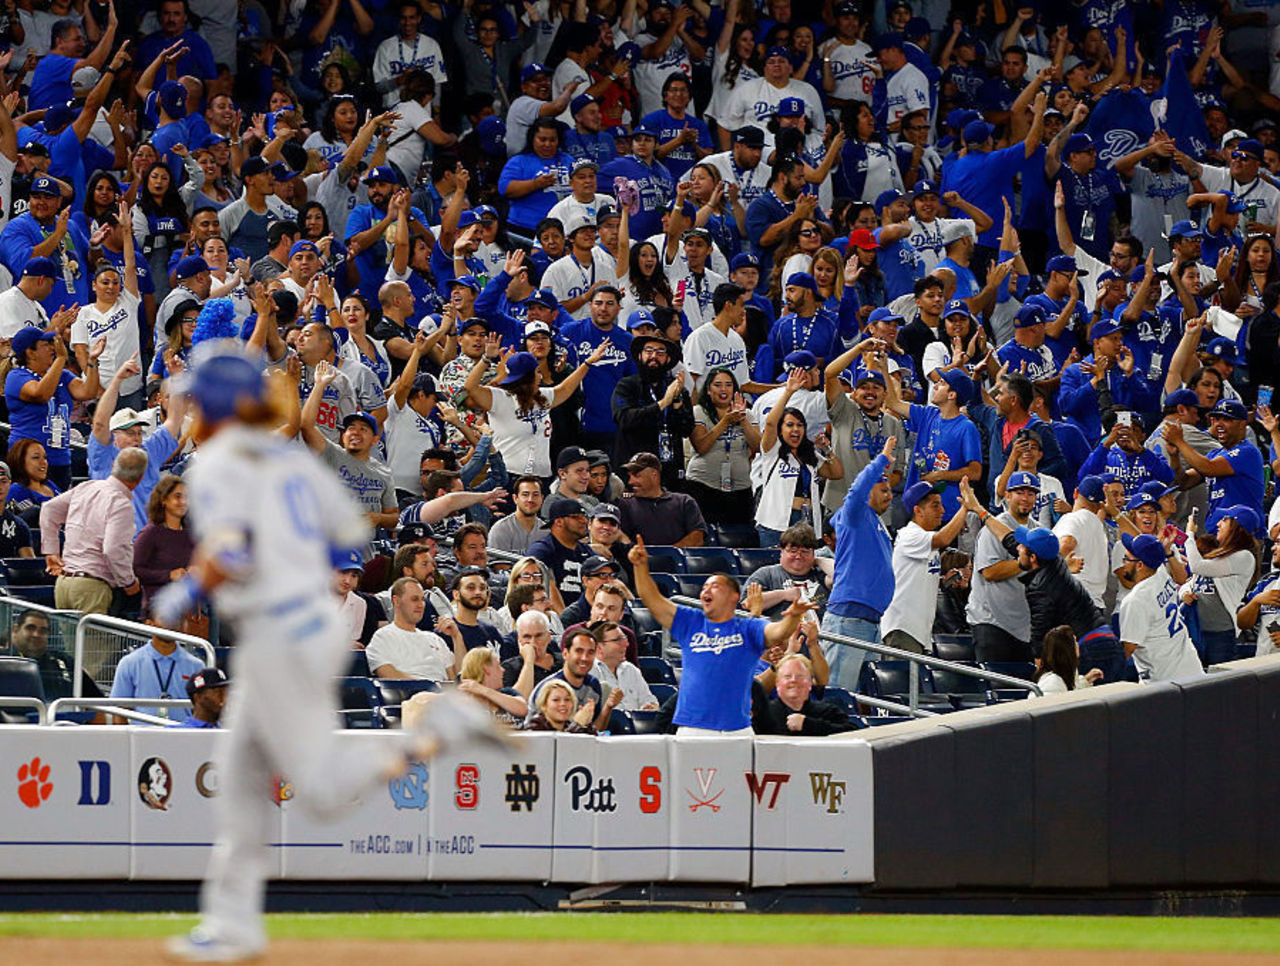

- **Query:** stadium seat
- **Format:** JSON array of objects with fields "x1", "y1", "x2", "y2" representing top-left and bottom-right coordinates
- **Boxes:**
[
  {"x1": 0, "y1": 557, "x2": 55, "y2": 586},
  {"x1": 980, "y1": 662, "x2": 1038, "y2": 701},
  {"x1": 630, "y1": 606, "x2": 662, "y2": 637},
  {"x1": 638, "y1": 656, "x2": 677, "y2": 686},
  {"x1": 734, "y1": 548, "x2": 781, "y2": 573},
  {"x1": 606, "y1": 709, "x2": 635, "y2": 735},
  {"x1": 649, "y1": 572, "x2": 680, "y2": 597},
  {"x1": 214, "y1": 646, "x2": 233, "y2": 673},
  {"x1": 648, "y1": 682, "x2": 676, "y2": 705},
  {"x1": 376, "y1": 679, "x2": 441, "y2": 724},
  {"x1": 0, "y1": 655, "x2": 44, "y2": 700},
  {"x1": 637, "y1": 630, "x2": 664, "y2": 657},
  {"x1": 629, "y1": 710, "x2": 662, "y2": 734},
  {"x1": 675, "y1": 575, "x2": 707, "y2": 599},
  {"x1": 1234, "y1": 643, "x2": 1257, "y2": 662},
  {"x1": 864, "y1": 714, "x2": 911, "y2": 726},
  {"x1": 643, "y1": 546, "x2": 686, "y2": 574},
  {"x1": 709, "y1": 524, "x2": 759, "y2": 548},
  {"x1": 816, "y1": 685, "x2": 860, "y2": 724},
  {"x1": 339, "y1": 677, "x2": 383, "y2": 729},
  {"x1": 681, "y1": 547, "x2": 738, "y2": 576},
  {"x1": 930, "y1": 663, "x2": 994, "y2": 710},
  {"x1": 932, "y1": 634, "x2": 976, "y2": 663},
  {"x1": 858, "y1": 660, "x2": 954, "y2": 712},
  {"x1": 6, "y1": 586, "x2": 56, "y2": 607},
  {"x1": 345, "y1": 650, "x2": 370, "y2": 678}
]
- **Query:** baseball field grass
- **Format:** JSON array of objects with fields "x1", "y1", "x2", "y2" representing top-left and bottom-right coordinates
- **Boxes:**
[{"x1": 2, "y1": 912, "x2": 1280, "y2": 953}]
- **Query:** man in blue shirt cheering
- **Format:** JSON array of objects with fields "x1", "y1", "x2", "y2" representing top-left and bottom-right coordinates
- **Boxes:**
[{"x1": 628, "y1": 536, "x2": 814, "y2": 734}]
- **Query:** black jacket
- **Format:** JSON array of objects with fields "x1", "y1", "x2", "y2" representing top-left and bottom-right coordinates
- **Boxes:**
[
  {"x1": 610, "y1": 371, "x2": 694, "y2": 487},
  {"x1": 1003, "y1": 533, "x2": 1109, "y2": 655},
  {"x1": 761, "y1": 696, "x2": 857, "y2": 736}
]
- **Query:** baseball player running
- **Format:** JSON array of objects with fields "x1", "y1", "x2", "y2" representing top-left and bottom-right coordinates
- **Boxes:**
[{"x1": 154, "y1": 347, "x2": 504, "y2": 963}]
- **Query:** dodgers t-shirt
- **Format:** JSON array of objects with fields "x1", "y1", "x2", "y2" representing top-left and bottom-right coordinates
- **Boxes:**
[
  {"x1": 1206, "y1": 440, "x2": 1265, "y2": 535},
  {"x1": 670, "y1": 605, "x2": 767, "y2": 731}
]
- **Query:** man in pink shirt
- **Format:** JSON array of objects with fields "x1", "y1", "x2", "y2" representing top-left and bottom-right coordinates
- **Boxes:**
[{"x1": 40, "y1": 447, "x2": 147, "y2": 621}]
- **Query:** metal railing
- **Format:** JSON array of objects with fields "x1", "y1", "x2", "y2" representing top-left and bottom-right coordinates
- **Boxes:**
[
  {"x1": 479, "y1": 544, "x2": 1039, "y2": 718},
  {"x1": 48, "y1": 697, "x2": 190, "y2": 727},
  {"x1": 0, "y1": 695, "x2": 45, "y2": 722},
  {"x1": 73, "y1": 614, "x2": 216, "y2": 698}
]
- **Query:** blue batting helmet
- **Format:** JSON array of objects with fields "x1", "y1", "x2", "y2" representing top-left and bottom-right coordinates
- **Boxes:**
[{"x1": 190, "y1": 353, "x2": 265, "y2": 424}]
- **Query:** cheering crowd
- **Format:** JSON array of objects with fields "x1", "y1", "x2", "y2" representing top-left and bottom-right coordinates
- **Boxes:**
[{"x1": 1, "y1": 0, "x2": 1280, "y2": 734}]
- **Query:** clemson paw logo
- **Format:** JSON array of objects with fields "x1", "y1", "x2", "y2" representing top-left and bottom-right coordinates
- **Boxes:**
[{"x1": 17, "y1": 756, "x2": 52, "y2": 808}]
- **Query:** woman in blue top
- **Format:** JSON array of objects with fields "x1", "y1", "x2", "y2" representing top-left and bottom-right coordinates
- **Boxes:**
[
  {"x1": 686, "y1": 162, "x2": 743, "y2": 259},
  {"x1": 498, "y1": 119, "x2": 574, "y2": 237},
  {"x1": 4, "y1": 327, "x2": 103, "y2": 490},
  {"x1": 74, "y1": 172, "x2": 123, "y2": 240},
  {"x1": 151, "y1": 300, "x2": 200, "y2": 381},
  {"x1": 132, "y1": 162, "x2": 189, "y2": 305},
  {"x1": 6, "y1": 438, "x2": 61, "y2": 528},
  {"x1": 298, "y1": 201, "x2": 353, "y2": 296}
]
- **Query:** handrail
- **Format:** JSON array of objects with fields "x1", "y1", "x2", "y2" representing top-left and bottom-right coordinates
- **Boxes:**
[
  {"x1": 461, "y1": 546, "x2": 1043, "y2": 717},
  {"x1": 0, "y1": 420, "x2": 89, "y2": 452},
  {"x1": 0, "y1": 696, "x2": 46, "y2": 723},
  {"x1": 48, "y1": 697, "x2": 189, "y2": 727},
  {"x1": 0, "y1": 595, "x2": 82, "y2": 620},
  {"x1": 73, "y1": 613, "x2": 216, "y2": 698}
]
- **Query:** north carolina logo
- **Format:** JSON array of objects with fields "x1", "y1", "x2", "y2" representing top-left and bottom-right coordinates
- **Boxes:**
[{"x1": 389, "y1": 761, "x2": 429, "y2": 810}]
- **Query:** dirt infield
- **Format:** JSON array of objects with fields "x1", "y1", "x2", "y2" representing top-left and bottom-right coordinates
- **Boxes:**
[{"x1": 5, "y1": 938, "x2": 1279, "y2": 965}]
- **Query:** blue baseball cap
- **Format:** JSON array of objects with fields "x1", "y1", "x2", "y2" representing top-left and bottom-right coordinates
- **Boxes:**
[
  {"x1": 627, "y1": 308, "x2": 657, "y2": 329},
  {"x1": 874, "y1": 188, "x2": 905, "y2": 214},
  {"x1": 1164, "y1": 388, "x2": 1201, "y2": 409},
  {"x1": 271, "y1": 162, "x2": 298, "y2": 182},
  {"x1": 1015, "y1": 304, "x2": 1048, "y2": 328},
  {"x1": 457, "y1": 209, "x2": 482, "y2": 229},
  {"x1": 200, "y1": 132, "x2": 229, "y2": 149},
  {"x1": 943, "y1": 298, "x2": 972, "y2": 320},
  {"x1": 175, "y1": 255, "x2": 210, "y2": 279},
  {"x1": 733, "y1": 125, "x2": 765, "y2": 148},
  {"x1": 1125, "y1": 491, "x2": 1159, "y2": 511},
  {"x1": 336, "y1": 549, "x2": 365, "y2": 572},
  {"x1": 1140, "y1": 480, "x2": 1178, "y2": 502},
  {"x1": 43, "y1": 103, "x2": 76, "y2": 131},
  {"x1": 1121, "y1": 532, "x2": 1166, "y2": 570},
  {"x1": 764, "y1": 45, "x2": 790, "y2": 60},
  {"x1": 775, "y1": 97, "x2": 806, "y2": 117},
  {"x1": 527, "y1": 289, "x2": 558, "y2": 310},
  {"x1": 342, "y1": 411, "x2": 381, "y2": 437},
  {"x1": 1168, "y1": 219, "x2": 1202, "y2": 240},
  {"x1": 29, "y1": 174, "x2": 59, "y2": 196},
  {"x1": 477, "y1": 116, "x2": 507, "y2": 155},
  {"x1": 1064, "y1": 132, "x2": 1096, "y2": 156},
  {"x1": 852, "y1": 364, "x2": 885, "y2": 386},
  {"x1": 498, "y1": 351, "x2": 539, "y2": 385},
  {"x1": 1090, "y1": 318, "x2": 1122, "y2": 340},
  {"x1": 616, "y1": 42, "x2": 642, "y2": 65},
  {"x1": 912, "y1": 179, "x2": 940, "y2": 198},
  {"x1": 1206, "y1": 337, "x2": 1237, "y2": 362},
  {"x1": 240, "y1": 156, "x2": 271, "y2": 179},
  {"x1": 940, "y1": 369, "x2": 974, "y2": 406},
  {"x1": 1220, "y1": 190, "x2": 1248, "y2": 214},
  {"x1": 784, "y1": 349, "x2": 819, "y2": 370},
  {"x1": 21, "y1": 256, "x2": 57, "y2": 279},
  {"x1": 785, "y1": 272, "x2": 818, "y2": 293},
  {"x1": 1007, "y1": 471, "x2": 1040, "y2": 492},
  {"x1": 1076, "y1": 475, "x2": 1106, "y2": 502},
  {"x1": 1208, "y1": 398, "x2": 1248, "y2": 420},
  {"x1": 1097, "y1": 268, "x2": 1123, "y2": 284},
  {"x1": 963, "y1": 119, "x2": 995, "y2": 144},
  {"x1": 947, "y1": 108, "x2": 981, "y2": 131},
  {"x1": 1012, "y1": 525, "x2": 1059, "y2": 560},
  {"x1": 632, "y1": 119, "x2": 661, "y2": 138},
  {"x1": 288, "y1": 240, "x2": 319, "y2": 259},
  {"x1": 730, "y1": 253, "x2": 760, "y2": 272},
  {"x1": 1210, "y1": 504, "x2": 1261, "y2": 534},
  {"x1": 1046, "y1": 254, "x2": 1087, "y2": 276},
  {"x1": 1234, "y1": 138, "x2": 1265, "y2": 161},
  {"x1": 448, "y1": 275, "x2": 482, "y2": 293},
  {"x1": 607, "y1": 125, "x2": 630, "y2": 139},
  {"x1": 11, "y1": 326, "x2": 54, "y2": 359},
  {"x1": 159, "y1": 80, "x2": 188, "y2": 119},
  {"x1": 867, "y1": 306, "x2": 904, "y2": 326},
  {"x1": 905, "y1": 16, "x2": 931, "y2": 38},
  {"x1": 873, "y1": 32, "x2": 905, "y2": 51},
  {"x1": 904, "y1": 480, "x2": 945, "y2": 513},
  {"x1": 363, "y1": 165, "x2": 401, "y2": 185},
  {"x1": 571, "y1": 93, "x2": 596, "y2": 116},
  {"x1": 521, "y1": 62, "x2": 550, "y2": 83}
]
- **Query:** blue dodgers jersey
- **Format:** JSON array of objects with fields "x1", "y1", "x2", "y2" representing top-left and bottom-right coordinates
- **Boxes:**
[
  {"x1": 670, "y1": 605, "x2": 767, "y2": 731},
  {"x1": 561, "y1": 319, "x2": 634, "y2": 433},
  {"x1": 1206, "y1": 440, "x2": 1265, "y2": 533}
]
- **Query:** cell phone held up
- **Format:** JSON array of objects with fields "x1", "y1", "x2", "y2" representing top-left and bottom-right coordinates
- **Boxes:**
[{"x1": 1258, "y1": 385, "x2": 1273, "y2": 411}]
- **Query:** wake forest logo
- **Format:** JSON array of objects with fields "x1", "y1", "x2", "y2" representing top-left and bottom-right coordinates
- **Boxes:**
[
  {"x1": 504, "y1": 763, "x2": 540, "y2": 812},
  {"x1": 138, "y1": 757, "x2": 173, "y2": 811},
  {"x1": 809, "y1": 772, "x2": 846, "y2": 814}
]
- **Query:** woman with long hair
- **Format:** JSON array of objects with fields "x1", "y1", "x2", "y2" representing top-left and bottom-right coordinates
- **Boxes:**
[
  {"x1": 298, "y1": 200, "x2": 353, "y2": 294},
  {"x1": 72, "y1": 201, "x2": 144, "y2": 406},
  {"x1": 1035, "y1": 625, "x2": 1102, "y2": 692},
  {"x1": 687, "y1": 366, "x2": 761, "y2": 525},
  {"x1": 810, "y1": 246, "x2": 845, "y2": 314},
  {"x1": 498, "y1": 117, "x2": 574, "y2": 237},
  {"x1": 523, "y1": 316, "x2": 582, "y2": 455},
  {"x1": 921, "y1": 300, "x2": 986, "y2": 394},
  {"x1": 179, "y1": 143, "x2": 236, "y2": 210},
  {"x1": 151, "y1": 298, "x2": 201, "y2": 381},
  {"x1": 304, "y1": 94, "x2": 364, "y2": 164},
  {"x1": 834, "y1": 102, "x2": 904, "y2": 202},
  {"x1": 1221, "y1": 233, "x2": 1280, "y2": 317},
  {"x1": 1181, "y1": 505, "x2": 1259, "y2": 666},
  {"x1": 493, "y1": 557, "x2": 566, "y2": 630},
  {"x1": 462, "y1": 338, "x2": 611, "y2": 479},
  {"x1": 132, "y1": 474, "x2": 195, "y2": 611},
  {"x1": 121, "y1": 143, "x2": 159, "y2": 206},
  {"x1": 848, "y1": 225, "x2": 886, "y2": 325},
  {"x1": 132, "y1": 162, "x2": 189, "y2": 303},
  {"x1": 686, "y1": 162, "x2": 744, "y2": 258},
  {"x1": 76, "y1": 171, "x2": 122, "y2": 237},
  {"x1": 386, "y1": 194, "x2": 444, "y2": 321},
  {"x1": 200, "y1": 236, "x2": 253, "y2": 324},
  {"x1": 707, "y1": 0, "x2": 759, "y2": 142},
  {"x1": 333, "y1": 290, "x2": 392, "y2": 388},
  {"x1": 754, "y1": 369, "x2": 843, "y2": 546},
  {"x1": 6, "y1": 439, "x2": 61, "y2": 525},
  {"x1": 620, "y1": 240, "x2": 675, "y2": 315},
  {"x1": 770, "y1": 217, "x2": 825, "y2": 304}
]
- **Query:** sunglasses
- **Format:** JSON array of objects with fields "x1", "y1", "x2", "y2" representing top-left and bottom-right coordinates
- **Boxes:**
[
  {"x1": 798, "y1": 228, "x2": 819, "y2": 237},
  {"x1": 1231, "y1": 151, "x2": 1258, "y2": 161}
]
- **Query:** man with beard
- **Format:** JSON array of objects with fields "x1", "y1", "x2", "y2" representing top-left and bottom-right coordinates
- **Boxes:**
[
  {"x1": 618, "y1": 451, "x2": 706, "y2": 547},
  {"x1": 764, "y1": 273, "x2": 840, "y2": 379},
  {"x1": 822, "y1": 340, "x2": 906, "y2": 515},
  {"x1": 447, "y1": 567, "x2": 505, "y2": 653},
  {"x1": 611, "y1": 334, "x2": 693, "y2": 486},
  {"x1": 528, "y1": 498, "x2": 594, "y2": 603},
  {"x1": 744, "y1": 157, "x2": 829, "y2": 280},
  {"x1": 705, "y1": 127, "x2": 770, "y2": 208},
  {"x1": 562, "y1": 285, "x2": 635, "y2": 453},
  {"x1": 344, "y1": 165, "x2": 430, "y2": 303}
]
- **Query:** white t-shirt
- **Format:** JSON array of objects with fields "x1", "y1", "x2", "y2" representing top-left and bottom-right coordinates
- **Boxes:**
[
  {"x1": 0, "y1": 285, "x2": 49, "y2": 337},
  {"x1": 70, "y1": 291, "x2": 142, "y2": 397},
  {"x1": 373, "y1": 33, "x2": 447, "y2": 106},
  {"x1": 750, "y1": 386, "x2": 829, "y2": 442},
  {"x1": 488, "y1": 385, "x2": 555, "y2": 477},
  {"x1": 552, "y1": 59, "x2": 591, "y2": 124},
  {"x1": 1053, "y1": 508, "x2": 1109, "y2": 607},
  {"x1": 541, "y1": 249, "x2": 620, "y2": 319},
  {"x1": 724, "y1": 76, "x2": 824, "y2": 131},
  {"x1": 385, "y1": 98, "x2": 435, "y2": 182},
  {"x1": 662, "y1": 261, "x2": 725, "y2": 330},
  {"x1": 366, "y1": 623, "x2": 455, "y2": 681},
  {"x1": 1199, "y1": 165, "x2": 1280, "y2": 231},
  {"x1": 879, "y1": 521, "x2": 941, "y2": 645},
  {"x1": 683, "y1": 322, "x2": 749, "y2": 388},
  {"x1": 385, "y1": 395, "x2": 445, "y2": 493},
  {"x1": 546, "y1": 193, "x2": 616, "y2": 229},
  {"x1": 632, "y1": 34, "x2": 691, "y2": 115},
  {"x1": 1118, "y1": 570, "x2": 1205, "y2": 683}
]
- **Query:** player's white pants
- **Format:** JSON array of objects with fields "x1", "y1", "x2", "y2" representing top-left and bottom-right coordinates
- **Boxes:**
[{"x1": 198, "y1": 601, "x2": 404, "y2": 949}]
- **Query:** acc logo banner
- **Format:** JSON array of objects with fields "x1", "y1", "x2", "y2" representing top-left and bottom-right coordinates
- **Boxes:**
[
  {"x1": 78, "y1": 760, "x2": 111, "y2": 806},
  {"x1": 505, "y1": 763, "x2": 540, "y2": 812},
  {"x1": 685, "y1": 767, "x2": 722, "y2": 813},
  {"x1": 744, "y1": 771, "x2": 789, "y2": 809},
  {"x1": 454, "y1": 764, "x2": 479, "y2": 810},
  {"x1": 138, "y1": 757, "x2": 173, "y2": 811},
  {"x1": 809, "y1": 772, "x2": 846, "y2": 814},
  {"x1": 563, "y1": 765, "x2": 616, "y2": 812},
  {"x1": 389, "y1": 762, "x2": 429, "y2": 811}
]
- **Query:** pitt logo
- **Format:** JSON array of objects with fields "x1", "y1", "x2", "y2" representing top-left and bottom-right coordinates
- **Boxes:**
[{"x1": 809, "y1": 772, "x2": 846, "y2": 814}]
